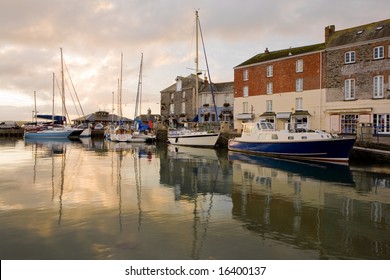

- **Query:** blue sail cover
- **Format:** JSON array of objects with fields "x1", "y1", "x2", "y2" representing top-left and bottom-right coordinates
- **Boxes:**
[
  {"x1": 135, "y1": 117, "x2": 150, "y2": 132},
  {"x1": 36, "y1": 115, "x2": 66, "y2": 124}
]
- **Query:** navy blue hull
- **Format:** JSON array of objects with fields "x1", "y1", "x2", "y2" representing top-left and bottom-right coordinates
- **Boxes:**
[{"x1": 228, "y1": 137, "x2": 356, "y2": 163}]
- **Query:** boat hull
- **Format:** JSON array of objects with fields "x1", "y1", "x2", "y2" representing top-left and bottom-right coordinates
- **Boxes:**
[
  {"x1": 167, "y1": 132, "x2": 220, "y2": 148},
  {"x1": 24, "y1": 130, "x2": 73, "y2": 139},
  {"x1": 228, "y1": 137, "x2": 356, "y2": 164}
]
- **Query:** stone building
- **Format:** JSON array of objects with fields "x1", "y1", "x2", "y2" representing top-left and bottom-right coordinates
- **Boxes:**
[
  {"x1": 160, "y1": 74, "x2": 234, "y2": 127},
  {"x1": 324, "y1": 19, "x2": 390, "y2": 135}
]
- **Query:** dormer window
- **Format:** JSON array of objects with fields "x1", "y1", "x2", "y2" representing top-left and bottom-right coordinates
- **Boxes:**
[
  {"x1": 376, "y1": 25, "x2": 384, "y2": 31},
  {"x1": 176, "y1": 78, "x2": 182, "y2": 91},
  {"x1": 356, "y1": 30, "x2": 364, "y2": 35}
]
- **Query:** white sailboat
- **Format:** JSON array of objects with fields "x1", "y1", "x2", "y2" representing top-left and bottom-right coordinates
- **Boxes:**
[
  {"x1": 107, "y1": 53, "x2": 133, "y2": 142},
  {"x1": 131, "y1": 53, "x2": 156, "y2": 143},
  {"x1": 167, "y1": 11, "x2": 220, "y2": 148}
]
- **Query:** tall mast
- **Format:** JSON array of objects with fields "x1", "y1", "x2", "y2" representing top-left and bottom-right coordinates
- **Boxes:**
[
  {"x1": 34, "y1": 90, "x2": 37, "y2": 123},
  {"x1": 52, "y1": 73, "x2": 55, "y2": 124},
  {"x1": 60, "y1": 48, "x2": 65, "y2": 125},
  {"x1": 134, "y1": 53, "x2": 143, "y2": 119},
  {"x1": 119, "y1": 53, "x2": 123, "y2": 118},
  {"x1": 195, "y1": 10, "x2": 199, "y2": 119}
]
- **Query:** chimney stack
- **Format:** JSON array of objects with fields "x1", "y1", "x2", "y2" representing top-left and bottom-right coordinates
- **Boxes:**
[{"x1": 325, "y1": 25, "x2": 335, "y2": 43}]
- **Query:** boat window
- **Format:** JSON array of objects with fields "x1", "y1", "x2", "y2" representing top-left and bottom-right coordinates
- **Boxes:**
[
  {"x1": 267, "y1": 122, "x2": 274, "y2": 130},
  {"x1": 261, "y1": 122, "x2": 268, "y2": 130},
  {"x1": 272, "y1": 134, "x2": 278, "y2": 139},
  {"x1": 288, "y1": 136, "x2": 294, "y2": 140},
  {"x1": 301, "y1": 136, "x2": 307, "y2": 139}
]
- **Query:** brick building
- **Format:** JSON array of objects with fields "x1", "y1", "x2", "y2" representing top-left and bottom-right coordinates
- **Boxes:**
[
  {"x1": 234, "y1": 44, "x2": 325, "y2": 131},
  {"x1": 233, "y1": 18, "x2": 390, "y2": 137}
]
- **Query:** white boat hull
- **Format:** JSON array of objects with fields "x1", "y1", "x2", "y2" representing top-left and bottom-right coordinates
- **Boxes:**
[{"x1": 168, "y1": 131, "x2": 220, "y2": 147}]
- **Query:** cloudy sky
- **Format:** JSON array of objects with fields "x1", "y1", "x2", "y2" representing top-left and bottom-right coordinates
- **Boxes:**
[{"x1": 1, "y1": 0, "x2": 389, "y2": 122}]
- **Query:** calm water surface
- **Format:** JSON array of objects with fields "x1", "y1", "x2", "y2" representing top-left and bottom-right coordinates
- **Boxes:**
[{"x1": 1, "y1": 138, "x2": 389, "y2": 260}]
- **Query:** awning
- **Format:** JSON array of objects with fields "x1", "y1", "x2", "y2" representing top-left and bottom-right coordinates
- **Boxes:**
[
  {"x1": 260, "y1": 111, "x2": 276, "y2": 117},
  {"x1": 237, "y1": 113, "x2": 253, "y2": 120},
  {"x1": 325, "y1": 108, "x2": 372, "y2": 113},
  {"x1": 291, "y1": 110, "x2": 311, "y2": 116},
  {"x1": 276, "y1": 112, "x2": 291, "y2": 119}
]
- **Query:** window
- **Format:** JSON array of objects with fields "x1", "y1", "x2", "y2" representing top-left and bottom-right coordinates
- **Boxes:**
[
  {"x1": 295, "y1": 98, "x2": 303, "y2": 111},
  {"x1": 373, "y1": 114, "x2": 390, "y2": 134},
  {"x1": 296, "y1": 59, "x2": 303, "y2": 73},
  {"x1": 344, "y1": 79, "x2": 355, "y2": 100},
  {"x1": 266, "y1": 65, "x2": 273, "y2": 77},
  {"x1": 345, "y1": 51, "x2": 356, "y2": 64},
  {"x1": 169, "y1": 103, "x2": 175, "y2": 114},
  {"x1": 373, "y1": 46, "x2": 384, "y2": 59},
  {"x1": 243, "y1": 69, "x2": 249, "y2": 81},
  {"x1": 243, "y1": 102, "x2": 249, "y2": 113},
  {"x1": 182, "y1": 91, "x2": 186, "y2": 99},
  {"x1": 203, "y1": 94, "x2": 210, "y2": 105},
  {"x1": 170, "y1": 93, "x2": 174, "y2": 100},
  {"x1": 296, "y1": 78, "x2": 303, "y2": 92},
  {"x1": 266, "y1": 100, "x2": 272, "y2": 112},
  {"x1": 243, "y1": 86, "x2": 249, "y2": 97},
  {"x1": 341, "y1": 114, "x2": 359, "y2": 134},
  {"x1": 373, "y1": 75, "x2": 384, "y2": 98},
  {"x1": 176, "y1": 79, "x2": 182, "y2": 91},
  {"x1": 181, "y1": 102, "x2": 186, "y2": 114},
  {"x1": 267, "y1": 82, "x2": 273, "y2": 95}
]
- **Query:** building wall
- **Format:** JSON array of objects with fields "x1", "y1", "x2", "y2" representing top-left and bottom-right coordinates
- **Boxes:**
[
  {"x1": 233, "y1": 51, "x2": 325, "y2": 131},
  {"x1": 324, "y1": 38, "x2": 390, "y2": 133},
  {"x1": 234, "y1": 52, "x2": 323, "y2": 97}
]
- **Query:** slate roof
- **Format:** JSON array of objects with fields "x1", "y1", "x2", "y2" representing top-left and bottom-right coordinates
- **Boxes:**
[
  {"x1": 161, "y1": 74, "x2": 233, "y2": 94},
  {"x1": 326, "y1": 18, "x2": 390, "y2": 48},
  {"x1": 235, "y1": 43, "x2": 325, "y2": 68}
]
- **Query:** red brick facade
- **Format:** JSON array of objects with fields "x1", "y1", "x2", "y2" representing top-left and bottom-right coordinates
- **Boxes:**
[{"x1": 234, "y1": 51, "x2": 324, "y2": 98}]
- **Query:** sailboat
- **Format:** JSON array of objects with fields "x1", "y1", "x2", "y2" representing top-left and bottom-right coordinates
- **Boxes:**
[
  {"x1": 107, "y1": 53, "x2": 133, "y2": 142},
  {"x1": 131, "y1": 53, "x2": 156, "y2": 143},
  {"x1": 24, "y1": 72, "x2": 74, "y2": 140},
  {"x1": 167, "y1": 11, "x2": 220, "y2": 148}
]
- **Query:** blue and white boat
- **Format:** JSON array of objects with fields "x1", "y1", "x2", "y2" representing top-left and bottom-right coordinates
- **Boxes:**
[
  {"x1": 24, "y1": 125, "x2": 74, "y2": 139},
  {"x1": 228, "y1": 120, "x2": 356, "y2": 164}
]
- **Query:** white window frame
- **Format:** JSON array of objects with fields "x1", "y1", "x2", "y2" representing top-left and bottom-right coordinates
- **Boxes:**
[
  {"x1": 295, "y1": 97, "x2": 303, "y2": 111},
  {"x1": 181, "y1": 102, "x2": 186, "y2": 114},
  {"x1": 243, "y1": 69, "x2": 249, "y2": 81},
  {"x1": 169, "y1": 103, "x2": 175, "y2": 114},
  {"x1": 345, "y1": 51, "x2": 356, "y2": 64},
  {"x1": 267, "y1": 82, "x2": 273, "y2": 95},
  {"x1": 266, "y1": 100, "x2": 272, "y2": 112},
  {"x1": 243, "y1": 86, "x2": 249, "y2": 97},
  {"x1": 266, "y1": 65, "x2": 273, "y2": 77},
  {"x1": 373, "y1": 75, "x2": 384, "y2": 98},
  {"x1": 243, "y1": 102, "x2": 249, "y2": 113},
  {"x1": 296, "y1": 59, "x2": 303, "y2": 73},
  {"x1": 373, "y1": 46, "x2": 384, "y2": 59},
  {"x1": 344, "y1": 79, "x2": 355, "y2": 100},
  {"x1": 176, "y1": 79, "x2": 182, "y2": 91},
  {"x1": 295, "y1": 78, "x2": 303, "y2": 92}
]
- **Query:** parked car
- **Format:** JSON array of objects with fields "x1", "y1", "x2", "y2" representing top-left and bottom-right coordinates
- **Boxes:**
[{"x1": 0, "y1": 121, "x2": 19, "y2": 129}]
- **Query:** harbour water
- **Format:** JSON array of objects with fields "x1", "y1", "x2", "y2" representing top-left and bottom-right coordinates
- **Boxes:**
[{"x1": 0, "y1": 138, "x2": 389, "y2": 260}]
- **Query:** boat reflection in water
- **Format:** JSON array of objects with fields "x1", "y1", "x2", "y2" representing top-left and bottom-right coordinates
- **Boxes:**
[
  {"x1": 229, "y1": 151, "x2": 355, "y2": 186},
  {"x1": 229, "y1": 152, "x2": 390, "y2": 259}
]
